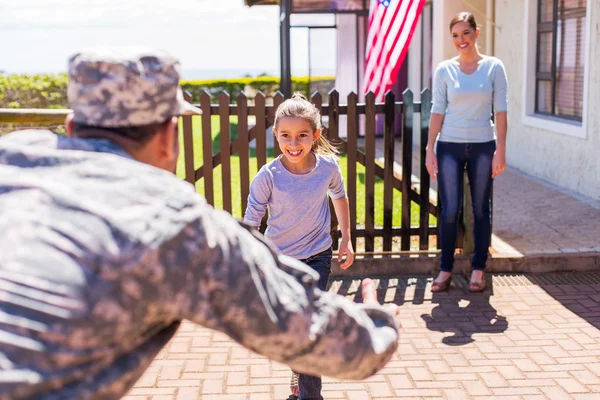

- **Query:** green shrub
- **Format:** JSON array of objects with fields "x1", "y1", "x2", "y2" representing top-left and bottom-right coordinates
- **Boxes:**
[
  {"x1": 0, "y1": 74, "x2": 335, "y2": 109},
  {"x1": 0, "y1": 74, "x2": 68, "y2": 109},
  {"x1": 181, "y1": 75, "x2": 335, "y2": 103}
]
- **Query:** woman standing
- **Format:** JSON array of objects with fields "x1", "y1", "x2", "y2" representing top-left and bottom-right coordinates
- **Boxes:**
[{"x1": 425, "y1": 12, "x2": 508, "y2": 293}]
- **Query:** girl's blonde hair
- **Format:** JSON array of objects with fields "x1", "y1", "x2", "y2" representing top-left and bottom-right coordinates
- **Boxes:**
[{"x1": 273, "y1": 92, "x2": 339, "y2": 160}]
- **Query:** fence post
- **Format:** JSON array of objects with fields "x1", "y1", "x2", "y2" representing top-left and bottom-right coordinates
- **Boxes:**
[
  {"x1": 255, "y1": 92, "x2": 268, "y2": 170},
  {"x1": 237, "y1": 92, "x2": 250, "y2": 218},
  {"x1": 383, "y1": 90, "x2": 395, "y2": 251},
  {"x1": 419, "y1": 89, "x2": 432, "y2": 250},
  {"x1": 219, "y1": 91, "x2": 232, "y2": 214},
  {"x1": 182, "y1": 90, "x2": 195, "y2": 186},
  {"x1": 346, "y1": 92, "x2": 358, "y2": 252},
  {"x1": 255, "y1": 92, "x2": 268, "y2": 233},
  {"x1": 200, "y1": 91, "x2": 214, "y2": 206},
  {"x1": 364, "y1": 92, "x2": 376, "y2": 252},
  {"x1": 328, "y1": 90, "x2": 340, "y2": 249},
  {"x1": 401, "y1": 89, "x2": 413, "y2": 251},
  {"x1": 272, "y1": 92, "x2": 285, "y2": 158},
  {"x1": 310, "y1": 91, "x2": 323, "y2": 114}
]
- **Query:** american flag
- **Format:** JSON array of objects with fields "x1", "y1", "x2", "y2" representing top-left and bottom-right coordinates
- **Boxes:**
[{"x1": 363, "y1": 0, "x2": 426, "y2": 101}]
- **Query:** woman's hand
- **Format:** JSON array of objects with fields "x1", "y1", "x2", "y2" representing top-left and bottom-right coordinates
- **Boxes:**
[
  {"x1": 425, "y1": 149, "x2": 438, "y2": 179},
  {"x1": 492, "y1": 149, "x2": 506, "y2": 178},
  {"x1": 338, "y1": 236, "x2": 355, "y2": 270}
]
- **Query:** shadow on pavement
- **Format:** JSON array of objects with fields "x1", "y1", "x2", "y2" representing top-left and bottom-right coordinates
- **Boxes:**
[
  {"x1": 331, "y1": 274, "x2": 508, "y2": 346},
  {"x1": 422, "y1": 279, "x2": 508, "y2": 346}
]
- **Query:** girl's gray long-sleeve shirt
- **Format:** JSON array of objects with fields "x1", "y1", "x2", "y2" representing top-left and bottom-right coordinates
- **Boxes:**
[{"x1": 243, "y1": 154, "x2": 346, "y2": 260}]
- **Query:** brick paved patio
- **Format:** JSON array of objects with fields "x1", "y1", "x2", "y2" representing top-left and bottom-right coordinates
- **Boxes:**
[
  {"x1": 125, "y1": 273, "x2": 600, "y2": 400},
  {"x1": 124, "y1": 140, "x2": 600, "y2": 399}
]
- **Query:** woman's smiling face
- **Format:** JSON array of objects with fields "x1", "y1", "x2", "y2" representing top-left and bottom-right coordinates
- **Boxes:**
[{"x1": 451, "y1": 21, "x2": 479, "y2": 54}]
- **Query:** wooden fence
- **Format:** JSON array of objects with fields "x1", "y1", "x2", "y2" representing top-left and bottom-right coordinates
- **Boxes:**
[
  {"x1": 180, "y1": 89, "x2": 445, "y2": 254},
  {"x1": 0, "y1": 88, "x2": 481, "y2": 254}
]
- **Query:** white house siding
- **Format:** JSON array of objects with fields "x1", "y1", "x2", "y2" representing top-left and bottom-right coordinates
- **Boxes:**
[{"x1": 495, "y1": 0, "x2": 599, "y2": 199}]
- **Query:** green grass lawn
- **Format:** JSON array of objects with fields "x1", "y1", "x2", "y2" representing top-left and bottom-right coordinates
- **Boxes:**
[{"x1": 176, "y1": 115, "x2": 436, "y2": 242}]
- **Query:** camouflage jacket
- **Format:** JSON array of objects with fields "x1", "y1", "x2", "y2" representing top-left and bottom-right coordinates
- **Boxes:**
[{"x1": 0, "y1": 129, "x2": 398, "y2": 399}]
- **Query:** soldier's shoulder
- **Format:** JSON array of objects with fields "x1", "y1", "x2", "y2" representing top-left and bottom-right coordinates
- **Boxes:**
[{"x1": 0, "y1": 129, "x2": 58, "y2": 147}]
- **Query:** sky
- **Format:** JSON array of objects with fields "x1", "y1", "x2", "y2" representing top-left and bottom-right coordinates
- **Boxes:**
[{"x1": 0, "y1": 0, "x2": 337, "y2": 79}]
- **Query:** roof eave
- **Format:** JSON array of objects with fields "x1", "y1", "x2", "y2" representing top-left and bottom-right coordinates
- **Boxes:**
[{"x1": 244, "y1": 0, "x2": 279, "y2": 7}]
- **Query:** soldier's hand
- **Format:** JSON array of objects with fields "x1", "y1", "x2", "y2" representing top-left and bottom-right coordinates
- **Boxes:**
[{"x1": 361, "y1": 278, "x2": 401, "y2": 327}]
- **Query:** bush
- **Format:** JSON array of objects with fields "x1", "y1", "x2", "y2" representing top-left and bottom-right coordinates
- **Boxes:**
[
  {"x1": 0, "y1": 74, "x2": 336, "y2": 109},
  {"x1": 0, "y1": 74, "x2": 69, "y2": 109},
  {"x1": 181, "y1": 75, "x2": 335, "y2": 103}
]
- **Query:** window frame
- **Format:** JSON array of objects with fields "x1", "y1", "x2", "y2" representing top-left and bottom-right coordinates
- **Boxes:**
[{"x1": 522, "y1": 0, "x2": 591, "y2": 139}]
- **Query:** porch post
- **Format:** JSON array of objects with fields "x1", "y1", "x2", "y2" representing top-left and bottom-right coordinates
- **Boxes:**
[{"x1": 279, "y1": 0, "x2": 292, "y2": 98}]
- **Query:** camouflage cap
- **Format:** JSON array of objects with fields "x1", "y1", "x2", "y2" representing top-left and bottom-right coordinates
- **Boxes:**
[{"x1": 67, "y1": 47, "x2": 201, "y2": 128}]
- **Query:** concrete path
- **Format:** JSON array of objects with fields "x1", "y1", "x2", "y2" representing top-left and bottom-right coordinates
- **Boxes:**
[{"x1": 492, "y1": 168, "x2": 600, "y2": 256}]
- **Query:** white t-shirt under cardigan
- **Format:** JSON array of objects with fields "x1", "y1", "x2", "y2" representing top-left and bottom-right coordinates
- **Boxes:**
[
  {"x1": 431, "y1": 56, "x2": 508, "y2": 143},
  {"x1": 243, "y1": 154, "x2": 346, "y2": 260}
]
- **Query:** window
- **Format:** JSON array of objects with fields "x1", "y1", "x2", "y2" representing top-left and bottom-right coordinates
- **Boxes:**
[{"x1": 535, "y1": 0, "x2": 587, "y2": 122}]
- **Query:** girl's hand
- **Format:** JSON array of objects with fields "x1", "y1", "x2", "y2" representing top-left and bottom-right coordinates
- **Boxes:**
[
  {"x1": 492, "y1": 149, "x2": 506, "y2": 178},
  {"x1": 425, "y1": 150, "x2": 438, "y2": 179},
  {"x1": 338, "y1": 237, "x2": 355, "y2": 270}
]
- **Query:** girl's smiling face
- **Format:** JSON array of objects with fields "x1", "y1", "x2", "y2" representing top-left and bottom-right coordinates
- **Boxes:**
[
  {"x1": 451, "y1": 21, "x2": 479, "y2": 54},
  {"x1": 274, "y1": 116, "x2": 320, "y2": 172}
]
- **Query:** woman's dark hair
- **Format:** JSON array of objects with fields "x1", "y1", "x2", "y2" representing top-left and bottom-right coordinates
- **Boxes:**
[{"x1": 449, "y1": 12, "x2": 478, "y2": 32}]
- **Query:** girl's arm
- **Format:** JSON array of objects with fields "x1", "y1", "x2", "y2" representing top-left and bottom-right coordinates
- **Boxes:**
[
  {"x1": 243, "y1": 168, "x2": 271, "y2": 228},
  {"x1": 332, "y1": 196, "x2": 354, "y2": 269}
]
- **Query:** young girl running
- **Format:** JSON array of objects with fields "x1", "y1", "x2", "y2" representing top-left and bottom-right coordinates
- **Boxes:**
[{"x1": 243, "y1": 93, "x2": 354, "y2": 400}]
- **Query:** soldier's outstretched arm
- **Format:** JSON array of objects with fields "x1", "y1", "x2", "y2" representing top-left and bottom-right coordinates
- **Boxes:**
[{"x1": 160, "y1": 204, "x2": 398, "y2": 380}]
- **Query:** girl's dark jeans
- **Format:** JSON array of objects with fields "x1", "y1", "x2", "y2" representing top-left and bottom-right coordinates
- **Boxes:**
[
  {"x1": 436, "y1": 140, "x2": 496, "y2": 273},
  {"x1": 294, "y1": 248, "x2": 332, "y2": 400}
]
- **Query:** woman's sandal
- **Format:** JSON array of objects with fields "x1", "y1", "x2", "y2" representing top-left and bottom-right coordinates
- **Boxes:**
[
  {"x1": 469, "y1": 272, "x2": 486, "y2": 293},
  {"x1": 431, "y1": 273, "x2": 452, "y2": 292},
  {"x1": 288, "y1": 371, "x2": 299, "y2": 400}
]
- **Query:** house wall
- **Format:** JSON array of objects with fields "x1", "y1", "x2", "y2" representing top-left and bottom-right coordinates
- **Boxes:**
[{"x1": 495, "y1": 0, "x2": 599, "y2": 199}]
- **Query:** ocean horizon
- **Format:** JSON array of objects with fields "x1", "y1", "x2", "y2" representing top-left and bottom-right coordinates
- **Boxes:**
[{"x1": 0, "y1": 67, "x2": 335, "y2": 79}]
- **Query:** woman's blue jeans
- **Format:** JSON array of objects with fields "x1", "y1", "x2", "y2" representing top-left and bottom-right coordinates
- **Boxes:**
[
  {"x1": 294, "y1": 248, "x2": 332, "y2": 400},
  {"x1": 436, "y1": 140, "x2": 495, "y2": 273}
]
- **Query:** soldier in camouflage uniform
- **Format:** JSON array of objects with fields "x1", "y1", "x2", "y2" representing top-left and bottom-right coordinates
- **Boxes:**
[{"x1": 0, "y1": 48, "x2": 399, "y2": 400}]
